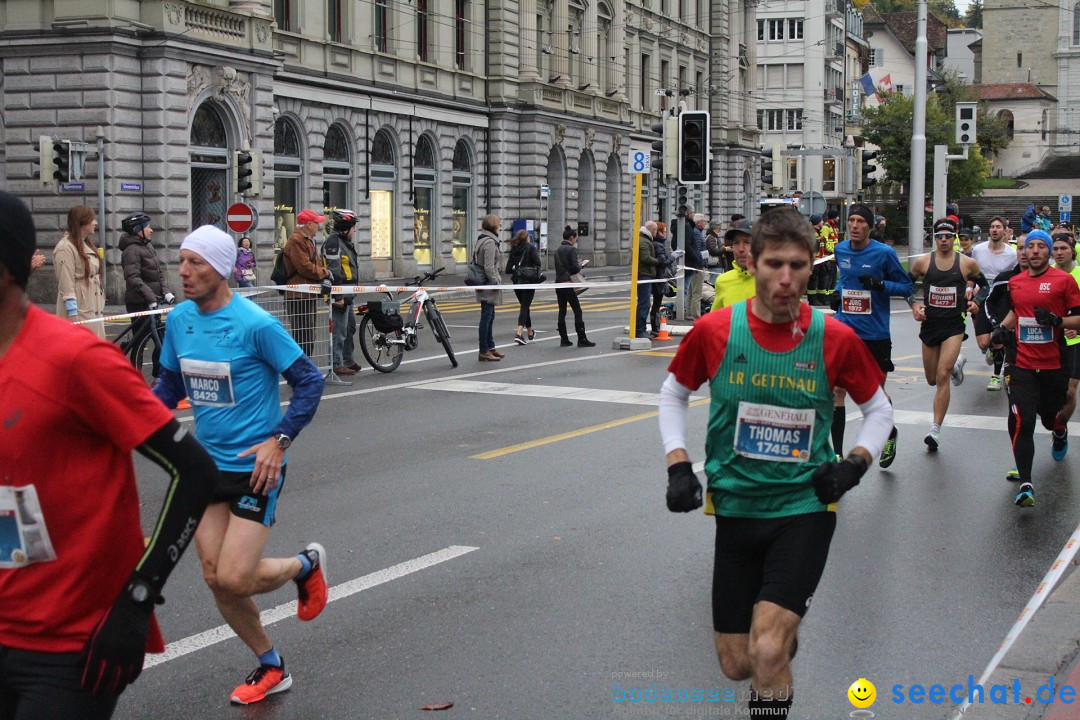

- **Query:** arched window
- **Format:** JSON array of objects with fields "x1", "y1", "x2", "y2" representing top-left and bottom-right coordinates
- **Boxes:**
[
  {"x1": 370, "y1": 129, "x2": 397, "y2": 263},
  {"x1": 451, "y1": 140, "x2": 474, "y2": 263},
  {"x1": 998, "y1": 110, "x2": 1015, "y2": 141},
  {"x1": 323, "y1": 124, "x2": 351, "y2": 217},
  {"x1": 599, "y1": 3, "x2": 613, "y2": 93},
  {"x1": 413, "y1": 136, "x2": 438, "y2": 266},
  {"x1": 190, "y1": 102, "x2": 230, "y2": 231},
  {"x1": 274, "y1": 118, "x2": 303, "y2": 251}
]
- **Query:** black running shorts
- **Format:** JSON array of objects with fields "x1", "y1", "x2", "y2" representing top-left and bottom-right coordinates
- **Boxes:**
[
  {"x1": 212, "y1": 466, "x2": 287, "y2": 527},
  {"x1": 1069, "y1": 344, "x2": 1080, "y2": 381},
  {"x1": 861, "y1": 338, "x2": 894, "y2": 374},
  {"x1": 919, "y1": 315, "x2": 967, "y2": 348},
  {"x1": 712, "y1": 512, "x2": 837, "y2": 634}
]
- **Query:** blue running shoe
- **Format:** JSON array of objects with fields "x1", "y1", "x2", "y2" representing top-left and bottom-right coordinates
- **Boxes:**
[
  {"x1": 1052, "y1": 431, "x2": 1068, "y2": 461},
  {"x1": 1006, "y1": 467, "x2": 1020, "y2": 481},
  {"x1": 1014, "y1": 482, "x2": 1034, "y2": 508}
]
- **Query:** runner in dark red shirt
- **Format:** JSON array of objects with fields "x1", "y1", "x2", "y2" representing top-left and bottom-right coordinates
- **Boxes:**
[{"x1": 992, "y1": 230, "x2": 1080, "y2": 507}]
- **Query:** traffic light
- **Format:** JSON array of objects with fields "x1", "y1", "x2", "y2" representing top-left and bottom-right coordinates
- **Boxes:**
[
  {"x1": 52, "y1": 140, "x2": 71, "y2": 184},
  {"x1": 676, "y1": 185, "x2": 689, "y2": 214},
  {"x1": 38, "y1": 136, "x2": 56, "y2": 187},
  {"x1": 677, "y1": 111, "x2": 710, "y2": 184},
  {"x1": 234, "y1": 150, "x2": 254, "y2": 195},
  {"x1": 858, "y1": 148, "x2": 878, "y2": 190},
  {"x1": 651, "y1": 115, "x2": 678, "y2": 179},
  {"x1": 760, "y1": 146, "x2": 781, "y2": 191},
  {"x1": 233, "y1": 149, "x2": 262, "y2": 196},
  {"x1": 955, "y1": 102, "x2": 977, "y2": 146}
]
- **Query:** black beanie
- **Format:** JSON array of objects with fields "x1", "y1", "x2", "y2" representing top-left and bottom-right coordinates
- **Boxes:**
[
  {"x1": 0, "y1": 190, "x2": 36, "y2": 289},
  {"x1": 849, "y1": 204, "x2": 875, "y2": 227}
]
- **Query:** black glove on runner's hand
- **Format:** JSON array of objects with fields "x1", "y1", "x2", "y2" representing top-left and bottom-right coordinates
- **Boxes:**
[
  {"x1": 81, "y1": 572, "x2": 158, "y2": 696},
  {"x1": 1034, "y1": 306, "x2": 1063, "y2": 327},
  {"x1": 811, "y1": 455, "x2": 868, "y2": 504},
  {"x1": 858, "y1": 274, "x2": 885, "y2": 291},
  {"x1": 666, "y1": 461, "x2": 703, "y2": 513},
  {"x1": 991, "y1": 324, "x2": 1015, "y2": 348},
  {"x1": 829, "y1": 293, "x2": 841, "y2": 312}
]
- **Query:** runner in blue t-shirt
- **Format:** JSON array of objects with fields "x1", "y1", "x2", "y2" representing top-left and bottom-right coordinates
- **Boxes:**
[
  {"x1": 153, "y1": 226, "x2": 329, "y2": 706},
  {"x1": 830, "y1": 204, "x2": 913, "y2": 468}
]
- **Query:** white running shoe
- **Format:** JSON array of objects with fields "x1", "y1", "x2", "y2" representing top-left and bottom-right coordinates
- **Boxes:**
[
  {"x1": 987, "y1": 375, "x2": 1002, "y2": 391},
  {"x1": 924, "y1": 429, "x2": 940, "y2": 451},
  {"x1": 951, "y1": 354, "x2": 967, "y2": 386}
]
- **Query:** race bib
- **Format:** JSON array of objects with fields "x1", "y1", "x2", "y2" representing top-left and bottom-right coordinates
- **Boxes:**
[
  {"x1": 928, "y1": 285, "x2": 958, "y2": 308},
  {"x1": 1018, "y1": 316, "x2": 1052, "y2": 344},
  {"x1": 0, "y1": 486, "x2": 57, "y2": 568},
  {"x1": 842, "y1": 288, "x2": 872, "y2": 315},
  {"x1": 734, "y1": 401, "x2": 814, "y2": 463},
  {"x1": 179, "y1": 358, "x2": 236, "y2": 407}
]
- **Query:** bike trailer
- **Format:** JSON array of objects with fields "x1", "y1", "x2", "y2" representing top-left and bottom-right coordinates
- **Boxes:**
[{"x1": 365, "y1": 300, "x2": 404, "y2": 333}]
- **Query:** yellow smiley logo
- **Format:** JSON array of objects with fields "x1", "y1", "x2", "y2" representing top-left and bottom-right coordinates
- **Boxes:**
[{"x1": 848, "y1": 678, "x2": 876, "y2": 709}]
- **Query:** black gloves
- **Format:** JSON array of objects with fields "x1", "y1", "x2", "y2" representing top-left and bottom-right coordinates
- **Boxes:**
[
  {"x1": 858, "y1": 274, "x2": 885, "y2": 291},
  {"x1": 991, "y1": 324, "x2": 1015, "y2": 348},
  {"x1": 666, "y1": 461, "x2": 703, "y2": 513},
  {"x1": 811, "y1": 455, "x2": 869, "y2": 504},
  {"x1": 321, "y1": 273, "x2": 334, "y2": 297},
  {"x1": 1034, "y1": 306, "x2": 1063, "y2": 327},
  {"x1": 81, "y1": 572, "x2": 159, "y2": 696},
  {"x1": 828, "y1": 293, "x2": 841, "y2": 312}
]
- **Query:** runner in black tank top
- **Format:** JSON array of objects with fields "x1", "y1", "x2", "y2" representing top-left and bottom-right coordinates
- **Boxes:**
[{"x1": 907, "y1": 217, "x2": 990, "y2": 450}]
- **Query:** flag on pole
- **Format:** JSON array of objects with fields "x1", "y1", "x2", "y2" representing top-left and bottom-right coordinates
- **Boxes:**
[{"x1": 859, "y1": 73, "x2": 876, "y2": 96}]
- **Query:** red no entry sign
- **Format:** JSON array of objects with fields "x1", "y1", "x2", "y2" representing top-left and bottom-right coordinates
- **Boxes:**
[{"x1": 226, "y1": 202, "x2": 257, "y2": 233}]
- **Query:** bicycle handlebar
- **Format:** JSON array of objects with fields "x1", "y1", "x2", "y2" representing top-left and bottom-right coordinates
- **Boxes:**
[{"x1": 404, "y1": 267, "x2": 446, "y2": 288}]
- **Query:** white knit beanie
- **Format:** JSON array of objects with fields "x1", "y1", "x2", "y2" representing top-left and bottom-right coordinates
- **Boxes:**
[{"x1": 180, "y1": 225, "x2": 237, "y2": 279}]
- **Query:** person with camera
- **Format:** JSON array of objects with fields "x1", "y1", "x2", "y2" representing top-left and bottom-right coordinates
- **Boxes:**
[{"x1": 321, "y1": 210, "x2": 360, "y2": 375}]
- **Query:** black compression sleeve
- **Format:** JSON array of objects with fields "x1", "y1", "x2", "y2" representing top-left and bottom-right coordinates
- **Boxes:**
[{"x1": 133, "y1": 419, "x2": 219, "y2": 593}]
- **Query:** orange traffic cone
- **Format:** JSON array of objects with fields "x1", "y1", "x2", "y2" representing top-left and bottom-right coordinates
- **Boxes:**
[
  {"x1": 177, "y1": 398, "x2": 192, "y2": 410},
  {"x1": 656, "y1": 315, "x2": 670, "y2": 341}
]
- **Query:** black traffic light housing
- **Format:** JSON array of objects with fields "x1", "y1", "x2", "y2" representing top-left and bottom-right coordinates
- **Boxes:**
[
  {"x1": 52, "y1": 140, "x2": 71, "y2": 184},
  {"x1": 234, "y1": 150, "x2": 254, "y2": 195},
  {"x1": 677, "y1": 111, "x2": 710, "y2": 184},
  {"x1": 858, "y1": 149, "x2": 878, "y2": 190},
  {"x1": 760, "y1": 146, "x2": 775, "y2": 190}
]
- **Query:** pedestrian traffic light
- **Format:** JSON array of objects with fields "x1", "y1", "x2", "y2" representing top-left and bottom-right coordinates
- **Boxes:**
[
  {"x1": 52, "y1": 140, "x2": 71, "y2": 184},
  {"x1": 651, "y1": 115, "x2": 678, "y2": 179},
  {"x1": 38, "y1": 136, "x2": 57, "y2": 187},
  {"x1": 858, "y1": 148, "x2": 878, "y2": 190},
  {"x1": 677, "y1": 111, "x2": 710, "y2": 185},
  {"x1": 760, "y1": 146, "x2": 781, "y2": 191},
  {"x1": 955, "y1": 102, "x2": 977, "y2": 146}
]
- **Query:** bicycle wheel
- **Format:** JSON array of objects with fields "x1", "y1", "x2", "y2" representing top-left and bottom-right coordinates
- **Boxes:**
[
  {"x1": 131, "y1": 323, "x2": 165, "y2": 385},
  {"x1": 359, "y1": 313, "x2": 404, "y2": 373},
  {"x1": 425, "y1": 303, "x2": 457, "y2": 368}
]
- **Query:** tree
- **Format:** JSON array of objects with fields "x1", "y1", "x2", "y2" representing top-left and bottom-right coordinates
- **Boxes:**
[
  {"x1": 861, "y1": 87, "x2": 1000, "y2": 201},
  {"x1": 869, "y1": 0, "x2": 962, "y2": 25},
  {"x1": 964, "y1": 0, "x2": 983, "y2": 28}
]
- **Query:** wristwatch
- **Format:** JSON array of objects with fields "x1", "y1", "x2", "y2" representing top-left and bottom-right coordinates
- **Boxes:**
[
  {"x1": 275, "y1": 433, "x2": 292, "y2": 450},
  {"x1": 126, "y1": 575, "x2": 157, "y2": 606}
]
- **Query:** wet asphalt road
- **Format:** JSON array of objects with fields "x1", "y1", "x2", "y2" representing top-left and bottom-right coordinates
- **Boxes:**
[{"x1": 114, "y1": 295, "x2": 1079, "y2": 720}]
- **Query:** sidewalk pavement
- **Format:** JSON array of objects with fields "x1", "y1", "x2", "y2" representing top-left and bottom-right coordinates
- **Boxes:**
[{"x1": 962, "y1": 565, "x2": 1080, "y2": 720}]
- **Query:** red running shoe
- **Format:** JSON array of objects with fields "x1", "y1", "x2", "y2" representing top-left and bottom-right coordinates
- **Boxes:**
[
  {"x1": 296, "y1": 542, "x2": 329, "y2": 621},
  {"x1": 230, "y1": 662, "x2": 292, "y2": 704}
]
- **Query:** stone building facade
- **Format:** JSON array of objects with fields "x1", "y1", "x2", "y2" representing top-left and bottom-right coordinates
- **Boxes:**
[{"x1": 0, "y1": 0, "x2": 760, "y2": 301}]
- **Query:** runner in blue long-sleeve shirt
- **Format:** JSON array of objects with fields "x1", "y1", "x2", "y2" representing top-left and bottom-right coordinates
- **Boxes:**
[{"x1": 831, "y1": 203, "x2": 913, "y2": 468}]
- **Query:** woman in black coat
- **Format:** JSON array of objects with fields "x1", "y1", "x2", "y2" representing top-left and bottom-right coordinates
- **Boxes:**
[{"x1": 506, "y1": 230, "x2": 543, "y2": 344}]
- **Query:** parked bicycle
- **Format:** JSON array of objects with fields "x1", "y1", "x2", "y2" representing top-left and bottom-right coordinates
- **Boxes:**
[
  {"x1": 111, "y1": 302, "x2": 167, "y2": 384},
  {"x1": 357, "y1": 267, "x2": 457, "y2": 373}
]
